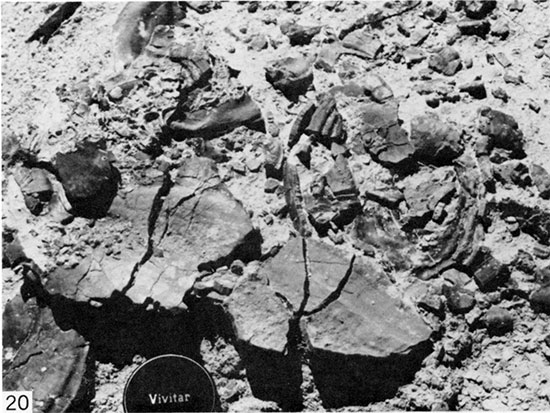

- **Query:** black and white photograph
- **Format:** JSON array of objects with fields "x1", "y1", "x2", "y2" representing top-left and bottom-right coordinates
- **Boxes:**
[{"x1": 2, "y1": 1, "x2": 550, "y2": 412}]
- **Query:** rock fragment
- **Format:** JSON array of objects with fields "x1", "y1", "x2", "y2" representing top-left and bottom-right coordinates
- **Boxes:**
[
  {"x1": 113, "y1": 2, "x2": 186, "y2": 70},
  {"x1": 491, "y1": 19, "x2": 510, "y2": 39},
  {"x1": 492, "y1": 87, "x2": 509, "y2": 102},
  {"x1": 503, "y1": 71, "x2": 524, "y2": 85},
  {"x1": 363, "y1": 75, "x2": 394, "y2": 103},
  {"x1": 288, "y1": 102, "x2": 316, "y2": 148},
  {"x1": 470, "y1": 248, "x2": 510, "y2": 291},
  {"x1": 491, "y1": 200, "x2": 550, "y2": 245},
  {"x1": 288, "y1": 95, "x2": 346, "y2": 147},
  {"x1": 402, "y1": 168, "x2": 456, "y2": 227},
  {"x1": 457, "y1": 19, "x2": 490, "y2": 37},
  {"x1": 477, "y1": 107, "x2": 525, "y2": 158},
  {"x1": 410, "y1": 113, "x2": 464, "y2": 165},
  {"x1": 315, "y1": 43, "x2": 344, "y2": 72},
  {"x1": 55, "y1": 141, "x2": 120, "y2": 218},
  {"x1": 342, "y1": 29, "x2": 383, "y2": 59},
  {"x1": 166, "y1": 93, "x2": 265, "y2": 139},
  {"x1": 13, "y1": 167, "x2": 53, "y2": 215},
  {"x1": 508, "y1": 0, "x2": 525, "y2": 11},
  {"x1": 262, "y1": 237, "x2": 433, "y2": 406},
  {"x1": 283, "y1": 161, "x2": 313, "y2": 237},
  {"x1": 3, "y1": 296, "x2": 90, "y2": 413},
  {"x1": 247, "y1": 33, "x2": 268, "y2": 51},
  {"x1": 410, "y1": 27, "x2": 430, "y2": 46},
  {"x1": 280, "y1": 21, "x2": 321, "y2": 46},
  {"x1": 356, "y1": 101, "x2": 414, "y2": 168},
  {"x1": 484, "y1": 306, "x2": 514, "y2": 335},
  {"x1": 428, "y1": 46, "x2": 462, "y2": 76},
  {"x1": 528, "y1": 99, "x2": 541, "y2": 113},
  {"x1": 424, "y1": 4, "x2": 447, "y2": 22},
  {"x1": 225, "y1": 276, "x2": 290, "y2": 353},
  {"x1": 265, "y1": 56, "x2": 314, "y2": 99},
  {"x1": 444, "y1": 285, "x2": 476, "y2": 314},
  {"x1": 493, "y1": 161, "x2": 531, "y2": 187},
  {"x1": 364, "y1": 186, "x2": 404, "y2": 208},
  {"x1": 531, "y1": 164, "x2": 550, "y2": 199},
  {"x1": 459, "y1": 80, "x2": 487, "y2": 99},
  {"x1": 306, "y1": 155, "x2": 361, "y2": 231},
  {"x1": 263, "y1": 137, "x2": 284, "y2": 178},
  {"x1": 402, "y1": 47, "x2": 426, "y2": 66},
  {"x1": 61, "y1": 157, "x2": 262, "y2": 309},
  {"x1": 530, "y1": 284, "x2": 550, "y2": 313},
  {"x1": 26, "y1": 2, "x2": 81, "y2": 44},
  {"x1": 458, "y1": 0, "x2": 497, "y2": 19}
]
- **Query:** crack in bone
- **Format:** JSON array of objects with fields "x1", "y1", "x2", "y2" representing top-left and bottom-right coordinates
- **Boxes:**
[
  {"x1": 303, "y1": 254, "x2": 356, "y2": 317},
  {"x1": 121, "y1": 172, "x2": 172, "y2": 295}
]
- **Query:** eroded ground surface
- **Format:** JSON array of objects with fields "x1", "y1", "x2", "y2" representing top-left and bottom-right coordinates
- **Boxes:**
[{"x1": 2, "y1": 1, "x2": 550, "y2": 412}]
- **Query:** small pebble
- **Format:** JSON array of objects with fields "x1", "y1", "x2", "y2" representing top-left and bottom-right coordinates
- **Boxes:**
[{"x1": 230, "y1": 260, "x2": 245, "y2": 276}]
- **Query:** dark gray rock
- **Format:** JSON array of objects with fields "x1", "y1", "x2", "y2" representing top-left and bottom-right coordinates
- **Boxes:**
[
  {"x1": 530, "y1": 284, "x2": 550, "y2": 313},
  {"x1": 364, "y1": 186, "x2": 404, "y2": 208},
  {"x1": 494, "y1": 52, "x2": 512, "y2": 68},
  {"x1": 283, "y1": 161, "x2": 313, "y2": 237},
  {"x1": 264, "y1": 178, "x2": 280, "y2": 194},
  {"x1": 410, "y1": 27, "x2": 430, "y2": 46},
  {"x1": 48, "y1": 157, "x2": 260, "y2": 310},
  {"x1": 531, "y1": 164, "x2": 550, "y2": 199},
  {"x1": 444, "y1": 285, "x2": 476, "y2": 314},
  {"x1": 458, "y1": 0, "x2": 497, "y2": 19},
  {"x1": 280, "y1": 21, "x2": 321, "y2": 46},
  {"x1": 351, "y1": 205, "x2": 413, "y2": 270},
  {"x1": 247, "y1": 33, "x2": 268, "y2": 51},
  {"x1": 305, "y1": 155, "x2": 361, "y2": 231},
  {"x1": 484, "y1": 306, "x2": 514, "y2": 335},
  {"x1": 356, "y1": 101, "x2": 414, "y2": 168},
  {"x1": 459, "y1": 81, "x2": 487, "y2": 99},
  {"x1": 490, "y1": 199, "x2": 550, "y2": 245},
  {"x1": 342, "y1": 29, "x2": 383, "y2": 60},
  {"x1": 410, "y1": 113, "x2": 464, "y2": 165},
  {"x1": 492, "y1": 87, "x2": 509, "y2": 102},
  {"x1": 363, "y1": 75, "x2": 394, "y2": 103},
  {"x1": 166, "y1": 93, "x2": 265, "y2": 139},
  {"x1": 411, "y1": 158, "x2": 486, "y2": 280},
  {"x1": 55, "y1": 141, "x2": 120, "y2": 218},
  {"x1": 304, "y1": 95, "x2": 346, "y2": 145},
  {"x1": 403, "y1": 168, "x2": 457, "y2": 227},
  {"x1": 402, "y1": 47, "x2": 426, "y2": 66},
  {"x1": 225, "y1": 277, "x2": 290, "y2": 353},
  {"x1": 477, "y1": 107, "x2": 525, "y2": 158},
  {"x1": 3, "y1": 295, "x2": 90, "y2": 413},
  {"x1": 288, "y1": 102, "x2": 316, "y2": 148},
  {"x1": 263, "y1": 137, "x2": 284, "y2": 179},
  {"x1": 512, "y1": 250, "x2": 537, "y2": 274},
  {"x1": 428, "y1": 46, "x2": 462, "y2": 76},
  {"x1": 503, "y1": 71, "x2": 524, "y2": 85},
  {"x1": 220, "y1": 236, "x2": 429, "y2": 407},
  {"x1": 424, "y1": 4, "x2": 447, "y2": 22},
  {"x1": 457, "y1": 19, "x2": 490, "y2": 37},
  {"x1": 470, "y1": 248, "x2": 510, "y2": 291},
  {"x1": 315, "y1": 43, "x2": 344, "y2": 72},
  {"x1": 266, "y1": 237, "x2": 432, "y2": 406},
  {"x1": 13, "y1": 166, "x2": 53, "y2": 215},
  {"x1": 264, "y1": 236, "x2": 432, "y2": 353},
  {"x1": 265, "y1": 56, "x2": 314, "y2": 99},
  {"x1": 491, "y1": 19, "x2": 510, "y2": 39},
  {"x1": 493, "y1": 161, "x2": 531, "y2": 187}
]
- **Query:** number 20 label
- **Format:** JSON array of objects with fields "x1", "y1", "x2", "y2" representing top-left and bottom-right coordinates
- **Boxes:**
[{"x1": 2, "y1": 392, "x2": 33, "y2": 412}]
